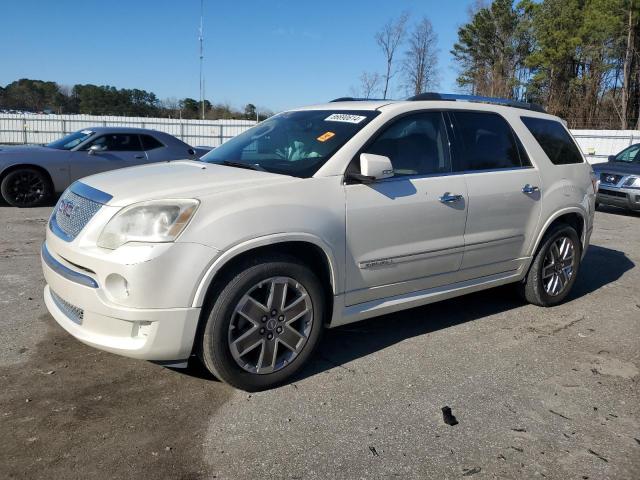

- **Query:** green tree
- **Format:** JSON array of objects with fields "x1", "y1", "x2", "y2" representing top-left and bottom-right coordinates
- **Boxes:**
[
  {"x1": 244, "y1": 103, "x2": 257, "y2": 120},
  {"x1": 452, "y1": 0, "x2": 533, "y2": 99}
]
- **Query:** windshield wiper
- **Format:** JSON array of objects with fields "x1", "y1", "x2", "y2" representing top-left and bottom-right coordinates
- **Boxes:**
[{"x1": 221, "y1": 160, "x2": 266, "y2": 172}]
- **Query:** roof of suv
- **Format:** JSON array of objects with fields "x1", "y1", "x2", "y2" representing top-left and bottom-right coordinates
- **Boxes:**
[{"x1": 294, "y1": 97, "x2": 560, "y2": 122}]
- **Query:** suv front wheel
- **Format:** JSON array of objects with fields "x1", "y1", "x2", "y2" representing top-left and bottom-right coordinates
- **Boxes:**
[
  {"x1": 519, "y1": 224, "x2": 582, "y2": 307},
  {"x1": 198, "y1": 255, "x2": 325, "y2": 391}
]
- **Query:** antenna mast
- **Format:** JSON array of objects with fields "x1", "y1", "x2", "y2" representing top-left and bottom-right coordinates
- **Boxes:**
[{"x1": 199, "y1": 0, "x2": 205, "y2": 120}]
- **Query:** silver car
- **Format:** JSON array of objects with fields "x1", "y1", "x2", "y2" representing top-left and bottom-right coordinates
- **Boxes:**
[
  {"x1": 593, "y1": 143, "x2": 640, "y2": 211},
  {"x1": 0, "y1": 127, "x2": 211, "y2": 207}
]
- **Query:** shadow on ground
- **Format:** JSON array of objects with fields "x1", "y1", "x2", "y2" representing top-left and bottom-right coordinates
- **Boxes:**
[{"x1": 293, "y1": 244, "x2": 634, "y2": 383}]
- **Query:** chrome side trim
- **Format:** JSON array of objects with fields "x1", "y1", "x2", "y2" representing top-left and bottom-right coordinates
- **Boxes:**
[
  {"x1": 359, "y1": 244, "x2": 464, "y2": 269},
  {"x1": 70, "y1": 182, "x2": 113, "y2": 204},
  {"x1": 41, "y1": 243, "x2": 98, "y2": 288}
]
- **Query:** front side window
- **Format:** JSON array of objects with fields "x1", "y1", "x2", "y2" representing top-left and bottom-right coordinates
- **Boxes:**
[
  {"x1": 614, "y1": 144, "x2": 640, "y2": 163},
  {"x1": 363, "y1": 111, "x2": 451, "y2": 176},
  {"x1": 202, "y1": 110, "x2": 379, "y2": 178},
  {"x1": 46, "y1": 129, "x2": 94, "y2": 150},
  {"x1": 451, "y1": 111, "x2": 523, "y2": 171},
  {"x1": 85, "y1": 134, "x2": 143, "y2": 152},
  {"x1": 521, "y1": 116, "x2": 583, "y2": 165}
]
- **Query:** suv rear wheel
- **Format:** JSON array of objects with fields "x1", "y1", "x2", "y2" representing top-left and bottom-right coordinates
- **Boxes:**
[
  {"x1": 198, "y1": 254, "x2": 324, "y2": 391},
  {"x1": 519, "y1": 224, "x2": 581, "y2": 306}
]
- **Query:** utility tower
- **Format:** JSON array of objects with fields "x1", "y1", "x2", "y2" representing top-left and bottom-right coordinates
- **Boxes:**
[{"x1": 199, "y1": 0, "x2": 205, "y2": 120}]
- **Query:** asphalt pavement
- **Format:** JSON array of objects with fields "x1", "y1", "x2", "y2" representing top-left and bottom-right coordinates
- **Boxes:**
[{"x1": 1, "y1": 203, "x2": 638, "y2": 479}]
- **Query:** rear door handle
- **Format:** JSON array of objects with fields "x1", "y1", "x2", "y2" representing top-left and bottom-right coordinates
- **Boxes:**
[
  {"x1": 522, "y1": 184, "x2": 540, "y2": 194},
  {"x1": 134, "y1": 154, "x2": 145, "y2": 159},
  {"x1": 439, "y1": 193, "x2": 464, "y2": 203}
]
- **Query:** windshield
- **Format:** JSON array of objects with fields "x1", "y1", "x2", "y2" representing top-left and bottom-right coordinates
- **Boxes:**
[
  {"x1": 202, "y1": 110, "x2": 379, "y2": 177},
  {"x1": 613, "y1": 144, "x2": 640, "y2": 163},
  {"x1": 46, "y1": 130, "x2": 94, "y2": 150}
]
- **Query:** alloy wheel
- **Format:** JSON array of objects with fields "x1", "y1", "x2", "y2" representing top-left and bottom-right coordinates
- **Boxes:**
[
  {"x1": 542, "y1": 236, "x2": 576, "y2": 296},
  {"x1": 228, "y1": 276, "x2": 313, "y2": 374},
  {"x1": 8, "y1": 171, "x2": 45, "y2": 206}
]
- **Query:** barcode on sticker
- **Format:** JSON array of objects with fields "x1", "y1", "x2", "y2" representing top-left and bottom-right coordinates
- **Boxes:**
[{"x1": 324, "y1": 114, "x2": 367, "y2": 124}]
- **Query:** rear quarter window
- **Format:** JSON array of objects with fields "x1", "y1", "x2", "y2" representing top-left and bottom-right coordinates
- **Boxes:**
[{"x1": 521, "y1": 117, "x2": 583, "y2": 165}]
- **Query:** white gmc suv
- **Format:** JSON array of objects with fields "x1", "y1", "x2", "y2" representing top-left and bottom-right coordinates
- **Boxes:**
[{"x1": 42, "y1": 94, "x2": 597, "y2": 391}]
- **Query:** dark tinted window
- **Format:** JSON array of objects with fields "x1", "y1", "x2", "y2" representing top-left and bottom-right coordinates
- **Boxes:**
[
  {"x1": 364, "y1": 111, "x2": 451, "y2": 176},
  {"x1": 87, "y1": 134, "x2": 143, "y2": 151},
  {"x1": 451, "y1": 112, "x2": 523, "y2": 171},
  {"x1": 521, "y1": 116, "x2": 583, "y2": 165},
  {"x1": 614, "y1": 143, "x2": 640, "y2": 163},
  {"x1": 140, "y1": 135, "x2": 164, "y2": 150}
]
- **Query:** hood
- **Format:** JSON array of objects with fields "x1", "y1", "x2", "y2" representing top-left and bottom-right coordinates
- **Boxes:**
[
  {"x1": 0, "y1": 145, "x2": 52, "y2": 154},
  {"x1": 593, "y1": 161, "x2": 640, "y2": 176},
  {"x1": 79, "y1": 160, "x2": 297, "y2": 206}
]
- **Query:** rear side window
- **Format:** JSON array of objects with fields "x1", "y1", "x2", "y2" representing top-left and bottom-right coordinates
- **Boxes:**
[
  {"x1": 521, "y1": 117, "x2": 583, "y2": 165},
  {"x1": 450, "y1": 111, "x2": 524, "y2": 171},
  {"x1": 140, "y1": 135, "x2": 164, "y2": 150}
]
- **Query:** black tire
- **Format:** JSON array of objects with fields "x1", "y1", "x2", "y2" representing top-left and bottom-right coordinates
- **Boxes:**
[
  {"x1": 1, "y1": 167, "x2": 52, "y2": 207},
  {"x1": 198, "y1": 254, "x2": 325, "y2": 391},
  {"x1": 518, "y1": 224, "x2": 582, "y2": 307}
]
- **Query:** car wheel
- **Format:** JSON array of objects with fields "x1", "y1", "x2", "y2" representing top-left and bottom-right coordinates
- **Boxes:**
[
  {"x1": 198, "y1": 254, "x2": 325, "y2": 391},
  {"x1": 1, "y1": 168, "x2": 52, "y2": 207},
  {"x1": 519, "y1": 224, "x2": 581, "y2": 307}
]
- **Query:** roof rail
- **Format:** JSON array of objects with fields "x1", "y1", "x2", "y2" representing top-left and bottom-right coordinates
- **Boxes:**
[
  {"x1": 408, "y1": 92, "x2": 545, "y2": 113},
  {"x1": 329, "y1": 97, "x2": 386, "y2": 102}
]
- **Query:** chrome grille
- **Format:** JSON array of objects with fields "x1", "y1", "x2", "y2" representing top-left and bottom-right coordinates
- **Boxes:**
[
  {"x1": 52, "y1": 190, "x2": 102, "y2": 241},
  {"x1": 51, "y1": 290, "x2": 84, "y2": 325}
]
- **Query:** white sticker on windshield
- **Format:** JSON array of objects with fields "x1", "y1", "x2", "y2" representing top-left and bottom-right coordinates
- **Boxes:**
[
  {"x1": 80, "y1": 130, "x2": 94, "y2": 135},
  {"x1": 324, "y1": 114, "x2": 367, "y2": 124}
]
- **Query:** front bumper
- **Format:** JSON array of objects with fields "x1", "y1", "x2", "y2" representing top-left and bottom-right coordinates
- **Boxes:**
[
  {"x1": 42, "y1": 235, "x2": 219, "y2": 361},
  {"x1": 597, "y1": 185, "x2": 640, "y2": 210}
]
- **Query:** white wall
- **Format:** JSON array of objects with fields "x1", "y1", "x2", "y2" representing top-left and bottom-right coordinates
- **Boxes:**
[
  {"x1": 0, "y1": 113, "x2": 256, "y2": 147},
  {"x1": 571, "y1": 130, "x2": 639, "y2": 164}
]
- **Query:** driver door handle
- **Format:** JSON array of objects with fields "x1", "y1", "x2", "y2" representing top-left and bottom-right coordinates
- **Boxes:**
[
  {"x1": 522, "y1": 184, "x2": 540, "y2": 194},
  {"x1": 439, "y1": 193, "x2": 464, "y2": 203}
]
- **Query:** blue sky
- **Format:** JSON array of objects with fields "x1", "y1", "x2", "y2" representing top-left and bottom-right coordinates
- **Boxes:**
[{"x1": 1, "y1": 0, "x2": 474, "y2": 112}]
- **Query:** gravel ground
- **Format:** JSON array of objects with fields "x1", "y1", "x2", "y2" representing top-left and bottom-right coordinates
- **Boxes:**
[{"x1": 0, "y1": 203, "x2": 638, "y2": 480}]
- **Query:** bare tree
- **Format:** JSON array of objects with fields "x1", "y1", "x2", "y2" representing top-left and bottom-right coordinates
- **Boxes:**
[
  {"x1": 359, "y1": 71, "x2": 383, "y2": 98},
  {"x1": 375, "y1": 12, "x2": 410, "y2": 99},
  {"x1": 620, "y1": 2, "x2": 639, "y2": 129},
  {"x1": 403, "y1": 17, "x2": 439, "y2": 96}
]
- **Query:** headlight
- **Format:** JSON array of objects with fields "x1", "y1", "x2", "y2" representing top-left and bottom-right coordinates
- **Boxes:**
[
  {"x1": 97, "y1": 199, "x2": 199, "y2": 249},
  {"x1": 623, "y1": 176, "x2": 640, "y2": 189}
]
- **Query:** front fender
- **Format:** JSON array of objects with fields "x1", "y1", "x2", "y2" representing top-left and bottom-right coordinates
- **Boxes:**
[{"x1": 190, "y1": 232, "x2": 340, "y2": 308}]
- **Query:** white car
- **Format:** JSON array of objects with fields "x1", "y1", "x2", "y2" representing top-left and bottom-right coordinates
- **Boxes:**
[{"x1": 42, "y1": 94, "x2": 597, "y2": 391}]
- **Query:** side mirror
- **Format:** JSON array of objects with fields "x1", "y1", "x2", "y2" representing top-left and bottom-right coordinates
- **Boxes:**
[
  {"x1": 346, "y1": 153, "x2": 394, "y2": 184},
  {"x1": 360, "y1": 153, "x2": 394, "y2": 180},
  {"x1": 608, "y1": 155, "x2": 616, "y2": 162},
  {"x1": 87, "y1": 145, "x2": 103, "y2": 155}
]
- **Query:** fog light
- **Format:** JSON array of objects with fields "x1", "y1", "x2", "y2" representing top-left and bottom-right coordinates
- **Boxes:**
[
  {"x1": 105, "y1": 273, "x2": 129, "y2": 300},
  {"x1": 132, "y1": 321, "x2": 152, "y2": 338}
]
